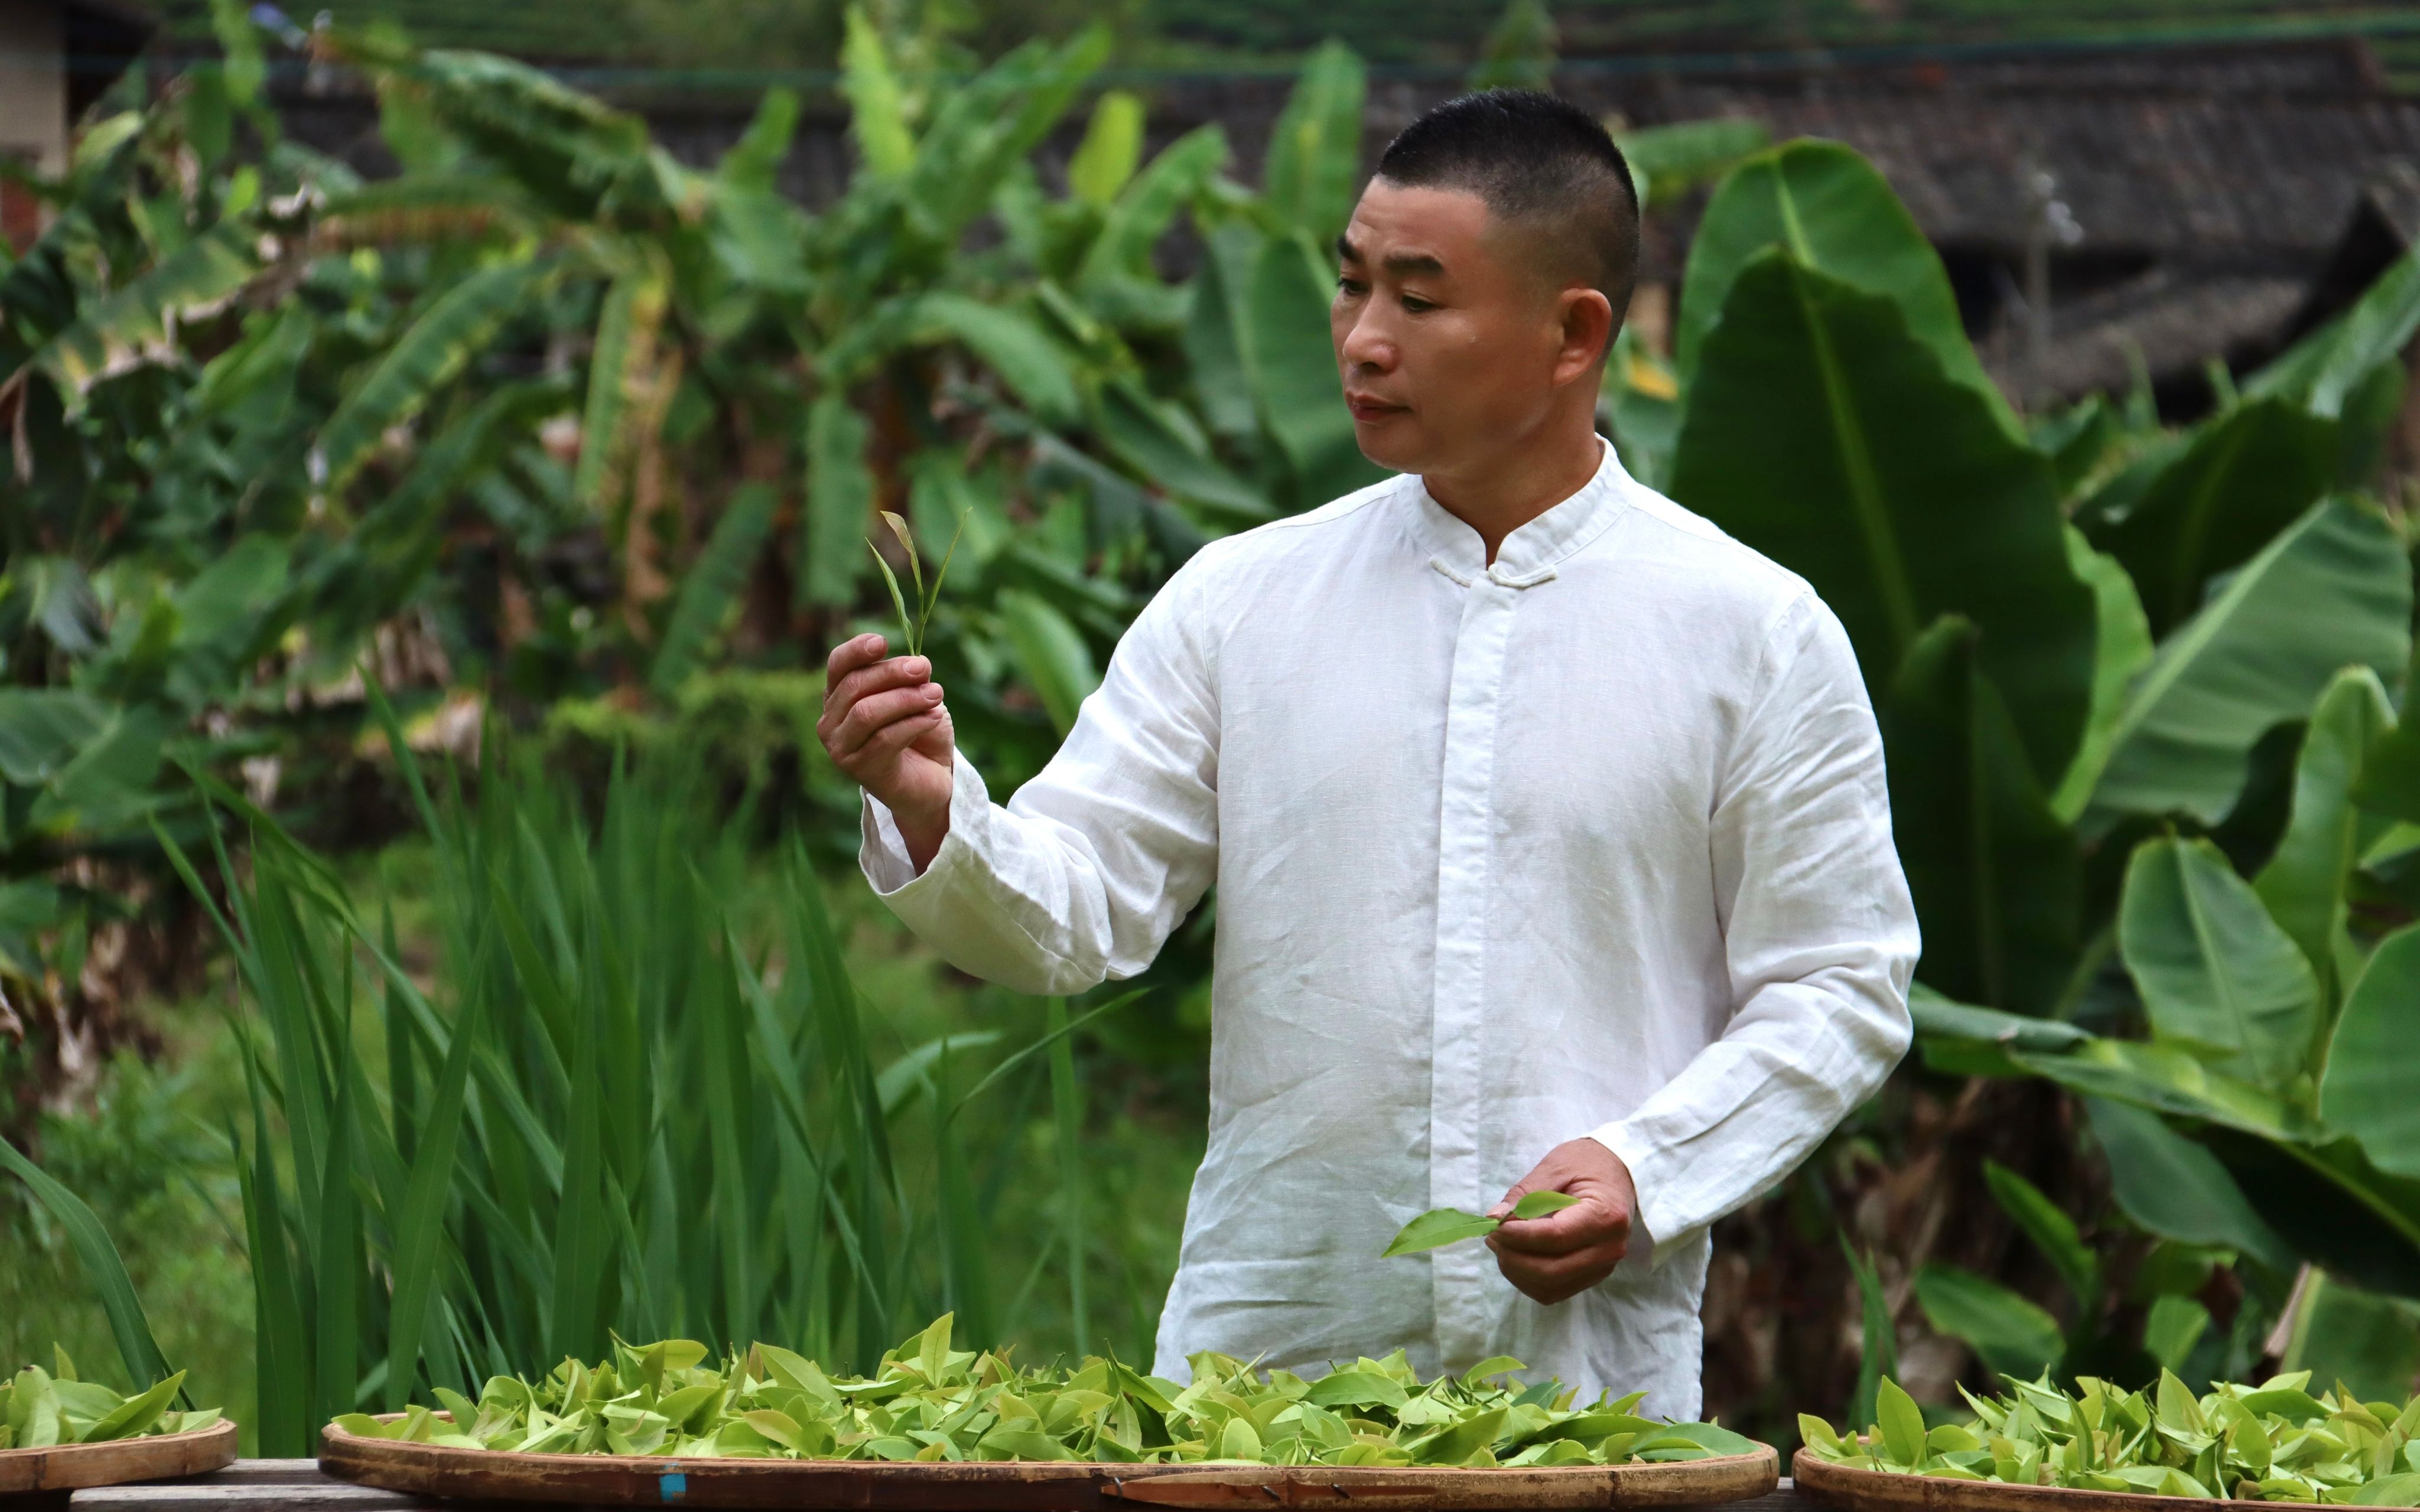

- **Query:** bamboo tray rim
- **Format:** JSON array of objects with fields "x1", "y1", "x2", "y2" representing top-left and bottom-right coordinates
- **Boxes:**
[
  {"x1": 322, "y1": 1415, "x2": 1778, "y2": 1508},
  {"x1": 1794, "y1": 1445, "x2": 2356, "y2": 1512},
  {"x1": 0, "y1": 1418, "x2": 239, "y2": 1494}
]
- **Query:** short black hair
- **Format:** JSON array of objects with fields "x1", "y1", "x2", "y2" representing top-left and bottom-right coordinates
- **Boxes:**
[{"x1": 1373, "y1": 89, "x2": 1640, "y2": 327}]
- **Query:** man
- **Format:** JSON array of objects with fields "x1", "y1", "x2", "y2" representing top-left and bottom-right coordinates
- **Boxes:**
[{"x1": 818, "y1": 90, "x2": 1917, "y2": 1417}]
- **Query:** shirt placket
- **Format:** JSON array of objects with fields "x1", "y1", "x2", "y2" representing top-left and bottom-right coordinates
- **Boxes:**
[{"x1": 1427, "y1": 565, "x2": 1520, "y2": 1371}]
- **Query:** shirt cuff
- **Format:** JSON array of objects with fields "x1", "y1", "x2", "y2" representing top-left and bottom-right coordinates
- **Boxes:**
[
  {"x1": 1587, "y1": 1122, "x2": 1667, "y2": 1272},
  {"x1": 857, "y1": 756, "x2": 991, "y2": 900}
]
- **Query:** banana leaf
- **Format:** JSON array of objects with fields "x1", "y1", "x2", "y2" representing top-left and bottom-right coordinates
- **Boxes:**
[
  {"x1": 2119, "y1": 836, "x2": 2320, "y2": 1091},
  {"x1": 1883, "y1": 617, "x2": 2080, "y2": 1013},
  {"x1": 1679, "y1": 140, "x2": 2009, "y2": 431},
  {"x1": 1669, "y1": 249, "x2": 2095, "y2": 787},
  {"x1": 1261, "y1": 40, "x2": 1366, "y2": 247},
  {"x1": 2086, "y1": 497, "x2": 2412, "y2": 829},
  {"x1": 2320, "y1": 926, "x2": 2420, "y2": 1178},
  {"x1": 2255, "y1": 667, "x2": 2397, "y2": 988},
  {"x1": 2079, "y1": 397, "x2": 2337, "y2": 637}
]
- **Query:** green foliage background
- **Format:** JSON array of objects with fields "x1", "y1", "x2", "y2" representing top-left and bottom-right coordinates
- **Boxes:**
[{"x1": 8, "y1": 0, "x2": 2420, "y2": 1462}]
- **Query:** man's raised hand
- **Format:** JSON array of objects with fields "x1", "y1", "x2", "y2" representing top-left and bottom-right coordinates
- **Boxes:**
[
  {"x1": 1485, "y1": 1138, "x2": 1638, "y2": 1305},
  {"x1": 819, "y1": 633, "x2": 955, "y2": 871}
]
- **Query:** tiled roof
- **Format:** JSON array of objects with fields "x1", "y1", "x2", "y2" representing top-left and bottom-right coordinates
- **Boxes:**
[{"x1": 124, "y1": 0, "x2": 2420, "y2": 90}]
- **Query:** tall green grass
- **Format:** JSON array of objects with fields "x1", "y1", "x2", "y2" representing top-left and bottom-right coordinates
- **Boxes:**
[{"x1": 162, "y1": 699, "x2": 1139, "y2": 1456}]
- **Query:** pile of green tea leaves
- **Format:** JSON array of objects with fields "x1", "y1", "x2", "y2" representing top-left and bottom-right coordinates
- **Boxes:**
[
  {"x1": 334, "y1": 1315, "x2": 1758, "y2": 1466},
  {"x1": 1804, "y1": 1371, "x2": 2420, "y2": 1503},
  {"x1": 2, "y1": 1349, "x2": 221, "y2": 1449}
]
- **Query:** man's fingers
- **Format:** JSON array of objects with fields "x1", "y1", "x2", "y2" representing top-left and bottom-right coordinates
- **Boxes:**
[
  {"x1": 1491, "y1": 1240, "x2": 1626, "y2": 1304},
  {"x1": 834, "y1": 684, "x2": 946, "y2": 758},
  {"x1": 1489, "y1": 1201, "x2": 1627, "y2": 1256},
  {"x1": 846, "y1": 708, "x2": 946, "y2": 768},
  {"x1": 1484, "y1": 1184, "x2": 1527, "y2": 1222},
  {"x1": 823, "y1": 654, "x2": 931, "y2": 726},
  {"x1": 825, "y1": 633, "x2": 889, "y2": 690}
]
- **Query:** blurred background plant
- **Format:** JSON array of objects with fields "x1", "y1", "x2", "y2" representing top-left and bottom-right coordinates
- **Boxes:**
[{"x1": 7, "y1": 0, "x2": 2420, "y2": 1460}]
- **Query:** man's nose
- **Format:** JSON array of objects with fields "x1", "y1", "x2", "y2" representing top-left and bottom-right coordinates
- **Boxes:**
[{"x1": 1338, "y1": 307, "x2": 1395, "y2": 373}]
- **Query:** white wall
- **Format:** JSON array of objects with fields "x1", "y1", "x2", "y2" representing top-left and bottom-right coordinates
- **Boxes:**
[{"x1": 0, "y1": 0, "x2": 67, "y2": 175}]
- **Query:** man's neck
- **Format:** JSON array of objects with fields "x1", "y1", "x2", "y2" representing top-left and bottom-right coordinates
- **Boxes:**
[{"x1": 1419, "y1": 415, "x2": 1606, "y2": 565}]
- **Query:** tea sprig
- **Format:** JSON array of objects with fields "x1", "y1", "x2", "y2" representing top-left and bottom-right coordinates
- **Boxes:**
[
  {"x1": 866, "y1": 509, "x2": 964, "y2": 660},
  {"x1": 1383, "y1": 1192, "x2": 1582, "y2": 1257}
]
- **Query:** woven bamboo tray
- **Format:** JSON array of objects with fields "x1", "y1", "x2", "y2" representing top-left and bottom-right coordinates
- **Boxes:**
[
  {"x1": 322, "y1": 1418, "x2": 1777, "y2": 1510},
  {"x1": 0, "y1": 1420, "x2": 239, "y2": 1495},
  {"x1": 1794, "y1": 1448, "x2": 2346, "y2": 1512}
]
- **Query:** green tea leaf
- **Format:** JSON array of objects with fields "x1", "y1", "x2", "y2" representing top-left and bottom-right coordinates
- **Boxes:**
[
  {"x1": 1381, "y1": 1207, "x2": 1500, "y2": 1257},
  {"x1": 83, "y1": 1373, "x2": 184, "y2": 1443},
  {"x1": 1507, "y1": 1191, "x2": 1582, "y2": 1221},
  {"x1": 1877, "y1": 1377, "x2": 1928, "y2": 1467}
]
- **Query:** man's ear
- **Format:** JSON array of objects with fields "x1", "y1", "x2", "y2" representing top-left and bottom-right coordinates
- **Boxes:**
[{"x1": 1551, "y1": 286, "x2": 1616, "y2": 387}]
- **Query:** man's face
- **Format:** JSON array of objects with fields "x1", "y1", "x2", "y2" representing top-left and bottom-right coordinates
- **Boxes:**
[{"x1": 1331, "y1": 180, "x2": 1591, "y2": 475}]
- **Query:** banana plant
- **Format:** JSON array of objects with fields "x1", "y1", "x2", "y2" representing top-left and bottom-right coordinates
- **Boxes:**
[{"x1": 1627, "y1": 133, "x2": 2420, "y2": 1382}]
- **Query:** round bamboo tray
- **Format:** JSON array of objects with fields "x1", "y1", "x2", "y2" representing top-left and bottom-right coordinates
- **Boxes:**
[
  {"x1": 0, "y1": 1420, "x2": 238, "y2": 1495},
  {"x1": 1793, "y1": 1448, "x2": 2346, "y2": 1512},
  {"x1": 322, "y1": 1418, "x2": 1777, "y2": 1510}
]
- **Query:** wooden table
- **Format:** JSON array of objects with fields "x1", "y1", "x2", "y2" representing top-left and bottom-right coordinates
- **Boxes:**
[{"x1": 8, "y1": 1464, "x2": 1817, "y2": 1512}]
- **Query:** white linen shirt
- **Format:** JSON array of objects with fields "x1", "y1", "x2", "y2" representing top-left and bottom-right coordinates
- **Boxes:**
[{"x1": 860, "y1": 439, "x2": 1918, "y2": 1418}]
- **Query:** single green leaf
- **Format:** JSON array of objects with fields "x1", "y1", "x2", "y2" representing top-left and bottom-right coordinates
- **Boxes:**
[
  {"x1": 2051, "y1": 528, "x2": 2155, "y2": 823},
  {"x1": 910, "y1": 294, "x2": 1081, "y2": 428},
  {"x1": 2319, "y1": 925, "x2": 2420, "y2": 1177},
  {"x1": 2083, "y1": 1096, "x2": 2295, "y2": 1272},
  {"x1": 1883, "y1": 617, "x2": 2081, "y2": 1012},
  {"x1": 652, "y1": 483, "x2": 779, "y2": 695},
  {"x1": 1303, "y1": 1368, "x2": 1410, "y2": 1410},
  {"x1": 803, "y1": 393, "x2": 875, "y2": 609},
  {"x1": 1068, "y1": 89, "x2": 1144, "y2": 206},
  {"x1": 315, "y1": 257, "x2": 551, "y2": 492},
  {"x1": 716, "y1": 86, "x2": 799, "y2": 191},
  {"x1": 839, "y1": 7, "x2": 913, "y2": 175},
  {"x1": 1670, "y1": 251, "x2": 2095, "y2": 788},
  {"x1": 2255, "y1": 666, "x2": 2396, "y2": 987},
  {"x1": 2120, "y1": 836, "x2": 2321, "y2": 1090},
  {"x1": 1261, "y1": 40, "x2": 1365, "y2": 246},
  {"x1": 2089, "y1": 497, "x2": 2411, "y2": 828},
  {"x1": 1080, "y1": 125, "x2": 1228, "y2": 292},
  {"x1": 1982, "y1": 1162, "x2": 2097, "y2": 1310},
  {"x1": 2247, "y1": 245, "x2": 2420, "y2": 419},
  {"x1": 1679, "y1": 140, "x2": 2009, "y2": 429},
  {"x1": 1614, "y1": 118, "x2": 1769, "y2": 210},
  {"x1": 1382, "y1": 1207, "x2": 1500, "y2": 1258},
  {"x1": 82, "y1": 1373, "x2": 183, "y2": 1443},
  {"x1": 1914, "y1": 1265, "x2": 2064, "y2": 1379},
  {"x1": 996, "y1": 588, "x2": 1099, "y2": 737},
  {"x1": 38, "y1": 226, "x2": 257, "y2": 396},
  {"x1": 1244, "y1": 230, "x2": 1384, "y2": 505},
  {"x1": 1876, "y1": 1377, "x2": 1928, "y2": 1466},
  {"x1": 2082, "y1": 397, "x2": 2337, "y2": 636},
  {"x1": 1507, "y1": 1191, "x2": 1581, "y2": 1221}
]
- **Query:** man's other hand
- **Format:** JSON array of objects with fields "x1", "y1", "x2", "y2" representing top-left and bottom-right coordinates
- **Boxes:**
[
  {"x1": 1485, "y1": 1138, "x2": 1637, "y2": 1305},
  {"x1": 819, "y1": 633, "x2": 955, "y2": 872}
]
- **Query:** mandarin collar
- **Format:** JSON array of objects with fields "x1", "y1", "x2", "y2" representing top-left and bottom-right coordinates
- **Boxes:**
[{"x1": 1407, "y1": 436, "x2": 1634, "y2": 588}]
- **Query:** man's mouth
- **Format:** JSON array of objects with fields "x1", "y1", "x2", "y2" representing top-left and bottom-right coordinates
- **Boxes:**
[{"x1": 1346, "y1": 394, "x2": 1406, "y2": 422}]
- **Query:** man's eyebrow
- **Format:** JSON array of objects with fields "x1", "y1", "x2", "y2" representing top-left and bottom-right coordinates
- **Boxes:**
[{"x1": 1332, "y1": 236, "x2": 1448, "y2": 278}]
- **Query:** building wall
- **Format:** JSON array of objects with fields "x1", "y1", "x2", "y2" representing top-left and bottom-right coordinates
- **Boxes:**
[
  {"x1": 0, "y1": 0, "x2": 66, "y2": 173},
  {"x1": 0, "y1": 0, "x2": 64, "y2": 249}
]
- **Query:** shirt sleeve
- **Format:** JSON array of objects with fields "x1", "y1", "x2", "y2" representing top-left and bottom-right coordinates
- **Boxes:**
[
  {"x1": 1589, "y1": 590, "x2": 1918, "y2": 1263},
  {"x1": 858, "y1": 558, "x2": 1222, "y2": 998}
]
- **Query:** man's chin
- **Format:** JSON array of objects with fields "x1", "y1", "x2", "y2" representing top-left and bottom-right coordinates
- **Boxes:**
[{"x1": 1350, "y1": 415, "x2": 1427, "y2": 474}]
